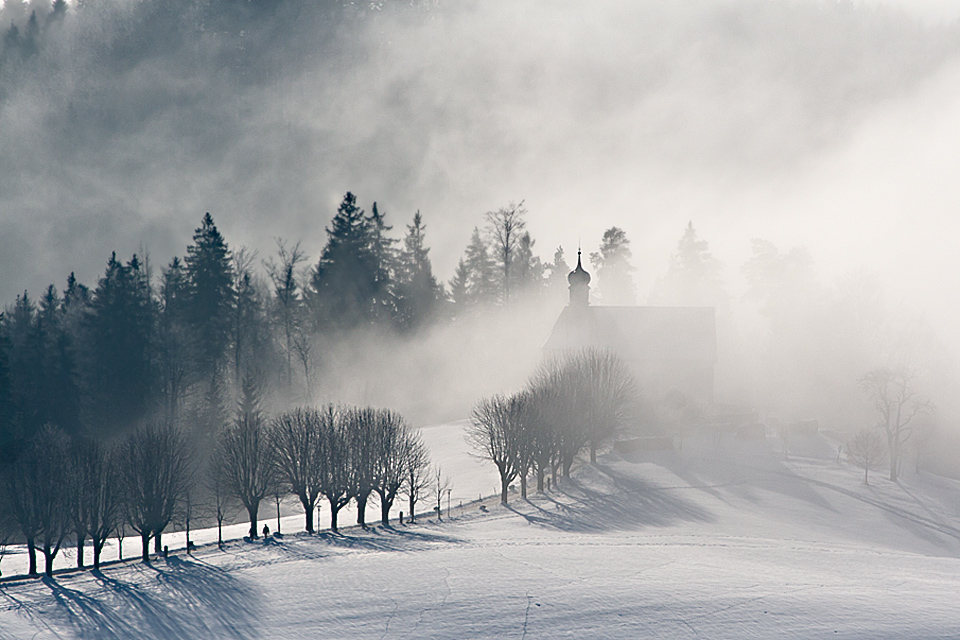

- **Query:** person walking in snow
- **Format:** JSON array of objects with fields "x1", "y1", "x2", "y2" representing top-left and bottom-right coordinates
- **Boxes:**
[{"x1": 263, "y1": 524, "x2": 270, "y2": 538}]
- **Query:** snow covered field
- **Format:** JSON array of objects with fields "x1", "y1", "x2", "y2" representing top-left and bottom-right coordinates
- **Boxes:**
[{"x1": 3, "y1": 423, "x2": 960, "y2": 638}]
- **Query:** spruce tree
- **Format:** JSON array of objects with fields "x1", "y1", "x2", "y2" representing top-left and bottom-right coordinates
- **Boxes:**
[
  {"x1": 651, "y1": 222, "x2": 724, "y2": 307},
  {"x1": 87, "y1": 254, "x2": 155, "y2": 436},
  {"x1": 590, "y1": 227, "x2": 636, "y2": 305},
  {"x1": 462, "y1": 227, "x2": 497, "y2": 306},
  {"x1": 307, "y1": 192, "x2": 384, "y2": 331},
  {"x1": 184, "y1": 213, "x2": 234, "y2": 394},
  {"x1": 396, "y1": 211, "x2": 441, "y2": 331},
  {"x1": 448, "y1": 259, "x2": 471, "y2": 311}
]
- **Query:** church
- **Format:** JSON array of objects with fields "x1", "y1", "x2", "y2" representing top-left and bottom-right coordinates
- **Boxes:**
[{"x1": 542, "y1": 252, "x2": 717, "y2": 406}]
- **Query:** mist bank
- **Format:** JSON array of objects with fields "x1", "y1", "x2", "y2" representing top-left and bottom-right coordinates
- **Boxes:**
[{"x1": 1, "y1": 1, "x2": 959, "y2": 310}]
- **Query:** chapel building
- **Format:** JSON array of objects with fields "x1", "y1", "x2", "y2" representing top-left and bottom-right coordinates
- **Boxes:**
[{"x1": 542, "y1": 252, "x2": 717, "y2": 405}]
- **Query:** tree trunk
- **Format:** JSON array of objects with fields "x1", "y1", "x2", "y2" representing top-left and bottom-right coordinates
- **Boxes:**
[
  {"x1": 500, "y1": 478, "x2": 509, "y2": 505},
  {"x1": 520, "y1": 473, "x2": 527, "y2": 499},
  {"x1": 27, "y1": 539, "x2": 37, "y2": 576},
  {"x1": 408, "y1": 493, "x2": 416, "y2": 523},
  {"x1": 357, "y1": 494, "x2": 368, "y2": 528},
  {"x1": 276, "y1": 496, "x2": 281, "y2": 535},
  {"x1": 301, "y1": 496, "x2": 315, "y2": 534},
  {"x1": 93, "y1": 542, "x2": 102, "y2": 570},
  {"x1": 247, "y1": 504, "x2": 259, "y2": 539},
  {"x1": 380, "y1": 495, "x2": 391, "y2": 526},
  {"x1": 154, "y1": 532, "x2": 162, "y2": 554},
  {"x1": 536, "y1": 467, "x2": 544, "y2": 493},
  {"x1": 329, "y1": 498, "x2": 340, "y2": 533},
  {"x1": 140, "y1": 533, "x2": 150, "y2": 563},
  {"x1": 76, "y1": 533, "x2": 85, "y2": 568},
  {"x1": 889, "y1": 441, "x2": 898, "y2": 481},
  {"x1": 43, "y1": 544, "x2": 55, "y2": 577}
]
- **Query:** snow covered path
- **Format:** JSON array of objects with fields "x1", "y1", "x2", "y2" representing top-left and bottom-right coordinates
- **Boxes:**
[{"x1": 3, "y1": 431, "x2": 960, "y2": 638}]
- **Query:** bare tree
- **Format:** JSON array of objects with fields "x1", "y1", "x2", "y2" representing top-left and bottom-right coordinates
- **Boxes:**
[
  {"x1": 371, "y1": 410, "x2": 417, "y2": 526},
  {"x1": 0, "y1": 506, "x2": 12, "y2": 578},
  {"x1": 346, "y1": 407, "x2": 379, "y2": 528},
  {"x1": 0, "y1": 460, "x2": 19, "y2": 577},
  {"x1": 206, "y1": 453, "x2": 232, "y2": 547},
  {"x1": 432, "y1": 465, "x2": 451, "y2": 520},
  {"x1": 265, "y1": 240, "x2": 307, "y2": 390},
  {"x1": 530, "y1": 356, "x2": 587, "y2": 478},
  {"x1": 847, "y1": 428, "x2": 886, "y2": 485},
  {"x1": 218, "y1": 410, "x2": 276, "y2": 540},
  {"x1": 2, "y1": 437, "x2": 44, "y2": 575},
  {"x1": 467, "y1": 394, "x2": 524, "y2": 504},
  {"x1": 318, "y1": 405, "x2": 351, "y2": 533},
  {"x1": 485, "y1": 201, "x2": 527, "y2": 303},
  {"x1": 524, "y1": 383, "x2": 562, "y2": 492},
  {"x1": 272, "y1": 408, "x2": 325, "y2": 533},
  {"x1": 120, "y1": 422, "x2": 192, "y2": 563},
  {"x1": 71, "y1": 437, "x2": 122, "y2": 571},
  {"x1": 859, "y1": 365, "x2": 932, "y2": 481},
  {"x1": 577, "y1": 349, "x2": 637, "y2": 464},
  {"x1": 402, "y1": 436, "x2": 431, "y2": 523}
]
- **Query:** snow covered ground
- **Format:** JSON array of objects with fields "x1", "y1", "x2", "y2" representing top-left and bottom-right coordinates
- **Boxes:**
[{"x1": 3, "y1": 423, "x2": 960, "y2": 638}]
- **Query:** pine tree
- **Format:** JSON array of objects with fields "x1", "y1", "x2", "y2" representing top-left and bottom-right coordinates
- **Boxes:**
[
  {"x1": 368, "y1": 202, "x2": 399, "y2": 323},
  {"x1": 590, "y1": 227, "x2": 636, "y2": 305},
  {"x1": 448, "y1": 259, "x2": 471, "y2": 311},
  {"x1": 512, "y1": 231, "x2": 544, "y2": 297},
  {"x1": 87, "y1": 254, "x2": 156, "y2": 436},
  {"x1": 0, "y1": 313, "x2": 16, "y2": 451},
  {"x1": 184, "y1": 213, "x2": 234, "y2": 392},
  {"x1": 651, "y1": 222, "x2": 724, "y2": 307},
  {"x1": 395, "y1": 211, "x2": 441, "y2": 331},
  {"x1": 545, "y1": 246, "x2": 571, "y2": 302},
  {"x1": 462, "y1": 227, "x2": 497, "y2": 306},
  {"x1": 307, "y1": 192, "x2": 386, "y2": 331},
  {"x1": 157, "y1": 257, "x2": 193, "y2": 426}
]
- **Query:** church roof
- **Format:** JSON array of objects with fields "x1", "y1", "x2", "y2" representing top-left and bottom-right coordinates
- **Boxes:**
[{"x1": 542, "y1": 305, "x2": 717, "y2": 362}]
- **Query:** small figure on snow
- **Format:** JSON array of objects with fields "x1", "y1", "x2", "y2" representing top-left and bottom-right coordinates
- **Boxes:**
[
  {"x1": 262, "y1": 524, "x2": 270, "y2": 538},
  {"x1": 399, "y1": 511, "x2": 404, "y2": 525}
]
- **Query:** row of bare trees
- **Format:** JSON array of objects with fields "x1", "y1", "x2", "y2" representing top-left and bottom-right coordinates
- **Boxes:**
[
  {"x1": 0, "y1": 398, "x2": 431, "y2": 578},
  {"x1": 468, "y1": 349, "x2": 637, "y2": 504},
  {"x1": 0, "y1": 421, "x2": 191, "y2": 576},
  {"x1": 214, "y1": 399, "x2": 431, "y2": 542}
]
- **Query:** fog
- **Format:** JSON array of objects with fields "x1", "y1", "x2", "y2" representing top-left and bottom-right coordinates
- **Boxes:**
[{"x1": 2, "y1": 0, "x2": 960, "y2": 436}]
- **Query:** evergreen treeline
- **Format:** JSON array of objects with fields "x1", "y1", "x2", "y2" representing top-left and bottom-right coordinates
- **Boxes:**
[
  {"x1": 0, "y1": 193, "x2": 572, "y2": 577},
  {"x1": 0, "y1": 195, "x2": 567, "y2": 450}
]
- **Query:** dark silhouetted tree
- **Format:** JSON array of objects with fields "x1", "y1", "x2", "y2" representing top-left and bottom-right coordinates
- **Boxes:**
[
  {"x1": 467, "y1": 394, "x2": 524, "y2": 504},
  {"x1": 396, "y1": 212, "x2": 441, "y2": 332},
  {"x1": 87, "y1": 254, "x2": 155, "y2": 436},
  {"x1": 271, "y1": 407, "x2": 325, "y2": 533},
  {"x1": 184, "y1": 213, "x2": 234, "y2": 400},
  {"x1": 218, "y1": 377, "x2": 275, "y2": 539},
  {"x1": 120, "y1": 421, "x2": 192, "y2": 563}
]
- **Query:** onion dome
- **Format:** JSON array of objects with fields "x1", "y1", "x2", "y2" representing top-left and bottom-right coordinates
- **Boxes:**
[{"x1": 567, "y1": 251, "x2": 591, "y2": 286}]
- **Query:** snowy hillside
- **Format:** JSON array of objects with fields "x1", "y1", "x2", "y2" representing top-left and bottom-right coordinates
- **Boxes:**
[{"x1": 3, "y1": 423, "x2": 960, "y2": 639}]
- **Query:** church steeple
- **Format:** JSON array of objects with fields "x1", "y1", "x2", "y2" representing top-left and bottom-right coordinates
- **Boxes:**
[{"x1": 567, "y1": 250, "x2": 591, "y2": 307}]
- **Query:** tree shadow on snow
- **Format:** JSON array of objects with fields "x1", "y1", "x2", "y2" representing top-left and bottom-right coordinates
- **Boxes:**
[
  {"x1": 507, "y1": 465, "x2": 714, "y2": 533},
  {"x1": 313, "y1": 527, "x2": 464, "y2": 553},
  {"x1": 42, "y1": 558, "x2": 262, "y2": 640}
]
